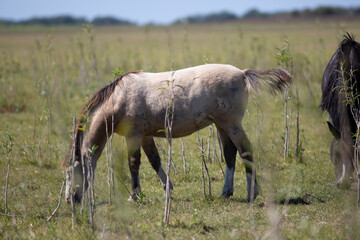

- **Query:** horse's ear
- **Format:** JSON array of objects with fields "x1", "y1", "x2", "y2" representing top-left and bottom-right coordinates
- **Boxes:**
[{"x1": 327, "y1": 121, "x2": 341, "y2": 139}]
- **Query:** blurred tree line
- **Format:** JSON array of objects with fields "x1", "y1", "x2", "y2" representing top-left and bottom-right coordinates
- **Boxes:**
[
  {"x1": 0, "y1": 15, "x2": 134, "y2": 26},
  {"x1": 1, "y1": 6, "x2": 360, "y2": 26},
  {"x1": 176, "y1": 6, "x2": 360, "y2": 23}
]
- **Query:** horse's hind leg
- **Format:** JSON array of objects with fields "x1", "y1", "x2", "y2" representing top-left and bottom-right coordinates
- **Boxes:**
[
  {"x1": 126, "y1": 137, "x2": 142, "y2": 201},
  {"x1": 219, "y1": 123, "x2": 259, "y2": 202},
  {"x1": 217, "y1": 128, "x2": 237, "y2": 198},
  {"x1": 141, "y1": 137, "x2": 173, "y2": 190}
]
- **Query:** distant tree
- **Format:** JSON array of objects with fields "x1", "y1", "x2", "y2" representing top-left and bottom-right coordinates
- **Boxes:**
[
  {"x1": 1, "y1": 6, "x2": 360, "y2": 27},
  {"x1": 91, "y1": 16, "x2": 134, "y2": 26},
  {"x1": 314, "y1": 6, "x2": 347, "y2": 16},
  {"x1": 355, "y1": 8, "x2": 360, "y2": 15},
  {"x1": 242, "y1": 9, "x2": 269, "y2": 19},
  {"x1": 0, "y1": 19, "x2": 13, "y2": 26},
  {"x1": 17, "y1": 15, "x2": 87, "y2": 26},
  {"x1": 202, "y1": 11, "x2": 238, "y2": 22},
  {"x1": 290, "y1": 10, "x2": 302, "y2": 17},
  {"x1": 174, "y1": 11, "x2": 238, "y2": 24}
]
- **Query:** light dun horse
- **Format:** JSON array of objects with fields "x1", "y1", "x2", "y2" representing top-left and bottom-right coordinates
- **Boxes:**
[
  {"x1": 321, "y1": 33, "x2": 360, "y2": 188},
  {"x1": 64, "y1": 64, "x2": 291, "y2": 203}
]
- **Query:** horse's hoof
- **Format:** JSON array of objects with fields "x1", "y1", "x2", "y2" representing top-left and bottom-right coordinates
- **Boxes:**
[
  {"x1": 162, "y1": 182, "x2": 174, "y2": 191},
  {"x1": 336, "y1": 180, "x2": 351, "y2": 189},
  {"x1": 128, "y1": 188, "x2": 143, "y2": 202},
  {"x1": 221, "y1": 191, "x2": 233, "y2": 198},
  {"x1": 128, "y1": 195, "x2": 136, "y2": 202},
  {"x1": 247, "y1": 196, "x2": 256, "y2": 203}
]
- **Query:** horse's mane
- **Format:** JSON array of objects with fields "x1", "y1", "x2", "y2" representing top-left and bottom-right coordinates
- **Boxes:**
[
  {"x1": 62, "y1": 70, "x2": 142, "y2": 167},
  {"x1": 321, "y1": 32, "x2": 360, "y2": 137}
]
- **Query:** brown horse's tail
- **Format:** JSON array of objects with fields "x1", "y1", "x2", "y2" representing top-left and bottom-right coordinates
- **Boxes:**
[{"x1": 243, "y1": 68, "x2": 292, "y2": 95}]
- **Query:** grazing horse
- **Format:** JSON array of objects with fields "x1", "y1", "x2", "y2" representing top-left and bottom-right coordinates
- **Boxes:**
[
  {"x1": 64, "y1": 64, "x2": 291, "y2": 203},
  {"x1": 321, "y1": 33, "x2": 360, "y2": 188}
]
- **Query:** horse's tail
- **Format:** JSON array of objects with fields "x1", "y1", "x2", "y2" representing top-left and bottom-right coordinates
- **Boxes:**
[{"x1": 243, "y1": 68, "x2": 292, "y2": 95}]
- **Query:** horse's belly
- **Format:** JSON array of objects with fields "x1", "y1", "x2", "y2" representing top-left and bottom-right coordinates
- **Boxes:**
[
  {"x1": 171, "y1": 116, "x2": 213, "y2": 138},
  {"x1": 145, "y1": 115, "x2": 213, "y2": 138}
]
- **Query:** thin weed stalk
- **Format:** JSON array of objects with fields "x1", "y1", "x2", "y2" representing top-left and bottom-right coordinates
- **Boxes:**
[
  {"x1": 212, "y1": 125, "x2": 217, "y2": 164},
  {"x1": 295, "y1": 71, "x2": 302, "y2": 161},
  {"x1": 180, "y1": 138, "x2": 187, "y2": 176},
  {"x1": 4, "y1": 147, "x2": 11, "y2": 214},
  {"x1": 164, "y1": 33, "x2": 175, "y2": 225},
  {"x1": 110, "y1": 99, "x2": 115, "y2": 199},
  {"x1": 216, "y1": 129, "x2": 224, "y2": 163},
  {"x1": 200, "y1": 139, "x2": 211, "y2": 198},
  {"x1": 70, "y1": 118, "x2": 77, "y2": 227},
  {"x1": 83, "y1": 24, "x2": 100, "y2": 87},
  {"x1": 3, "y1": 132, "x2": 13, "y2": 214},
  {"x1": 80, "y1": 141, "x2": 86, "y2": 213},
  {"x1": 276, "y1": 39, "x2": 292, "y2": 158},
  {"x1": 164, "y1": 92, "x2": 174, "y2": 225},
  {"x1": 201, "y1": 140, "x2": 206, "y2": 197},
  {"x1": 78, "y1": 39, "x2": 87, "y2": 89},
  {"x1": 207, "y1": 126, "x2": 212, "y2": 162},
  {"x1": 47, "y1": 180, "x2": 65, "y2": 221},
  {"x1": 45, "y1": 30, "x2": 55, "y2": 165},
  {"x1": 86, "y1": 156, "x2": 96, "y2": 233},
  {"x1": 103, "y1": 112, "x2": 112, "y2": 204}
]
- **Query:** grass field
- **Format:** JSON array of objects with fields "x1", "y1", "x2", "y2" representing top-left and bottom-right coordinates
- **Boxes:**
[{"x1": 1, "y1": 18, "x2": 360, "y2": 239}]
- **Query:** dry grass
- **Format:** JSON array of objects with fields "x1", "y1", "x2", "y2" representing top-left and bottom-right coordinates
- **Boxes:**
[{"x1": 1, "y1": 19, "x2": 360, "y2": 239}]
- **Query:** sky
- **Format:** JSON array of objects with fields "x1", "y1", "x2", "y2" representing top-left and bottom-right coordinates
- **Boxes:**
[{"x1": 0, "y1": 0, "x2": 359, "y2": 25}]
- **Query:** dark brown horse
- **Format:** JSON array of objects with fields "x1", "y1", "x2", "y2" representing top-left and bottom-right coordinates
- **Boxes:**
[
  {"x1": 321, "y1": 33, "x2": 360, "y2": 188},
  {"x1": 64, "y1": 64, "x2": 291, "y2": 203}
]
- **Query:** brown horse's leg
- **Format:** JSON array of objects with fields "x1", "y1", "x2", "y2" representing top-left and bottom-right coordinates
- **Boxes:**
[
  {"x1": 221, "y1": 124, "x2": 259, "y2": 202},
  {"x1": 126, "y1": 137, "x2": 142, "y2": 200},
  {"x1": 141, "y1": 137, "x2": 173, "y2": 190},
  {"x1": 217, "y1": 127, "x2": 237, "y2": 198}
]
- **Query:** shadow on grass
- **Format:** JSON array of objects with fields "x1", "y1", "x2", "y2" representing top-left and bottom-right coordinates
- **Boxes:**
[
  {"x1": 276, "y1": 193, "x2": 326, "y2": 205},
  {"x1": 171, "y1": 219, "x2": 215, "y2": 234},
  {"x1": 277, "y1": 196, "x2": 310, "y2": 205},
  {"x1": 229, "y1": 197, "x2": 249, "y2": 203}
]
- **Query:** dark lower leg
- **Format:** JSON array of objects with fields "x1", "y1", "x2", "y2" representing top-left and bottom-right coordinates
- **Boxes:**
[
  {"x1": 243, "y1": 158, "x2": 259, "y2": 202},
  {"x1": 141, "y1": 137, "x2": 161, "y2": 171},
  {"x1": 227, "y1": 125, "x2": 259, "y2": 202},
  {"x1": 218, "y1": 128, "x2": 237, "y2": 198},
  {"x1": 142, "y1": 137, "x2": 173, "y2": 190},
  {"x1": 128, "y1": 148, "x2": 141, "y2": 195}
]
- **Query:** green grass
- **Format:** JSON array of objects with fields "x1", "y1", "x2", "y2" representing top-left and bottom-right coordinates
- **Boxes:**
[{"x1": 1, "y1": 19, "x2": 360, "y2": 239}]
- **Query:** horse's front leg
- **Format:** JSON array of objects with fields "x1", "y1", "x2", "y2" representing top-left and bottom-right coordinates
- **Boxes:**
[
  {"x1": 141, "y1": 137, "x2": 173, "y2": 191},
  {"x1": 126, "y1": 137, "x2": 142, "y2": 201}
]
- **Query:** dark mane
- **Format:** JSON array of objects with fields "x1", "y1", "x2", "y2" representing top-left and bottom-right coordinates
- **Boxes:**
[
  {"x1": 321, "y1": 32, "x2": 360, "y2": 137},
  {"x1": 63, "y1": 70, "x2": 142, "y2": 167},
  {"x1": 342, "y1": 32, "x2": 355, "y2": 45},
  {"x1": 82, "y1": 70, "x2": 142, "y2": 116}
]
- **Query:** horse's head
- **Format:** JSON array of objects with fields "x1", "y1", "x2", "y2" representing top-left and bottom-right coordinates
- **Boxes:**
[
  {"x1": 64, "y1": 129, "x2": 88, "y2": 204},
  {"x1": 327, "y1": 121, "x2": 354, "y2": 189},
  {"x1": 65, "y1": 159, "x2": 87, "y2": 203}
]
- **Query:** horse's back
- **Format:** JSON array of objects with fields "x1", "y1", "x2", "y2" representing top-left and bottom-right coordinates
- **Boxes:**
[
  {"x1": 135, "y1": 64, "x2": 242, "y2": 84},
  {"x1": 118, "y1": 64, "x2": 248, "y2": 138}
]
